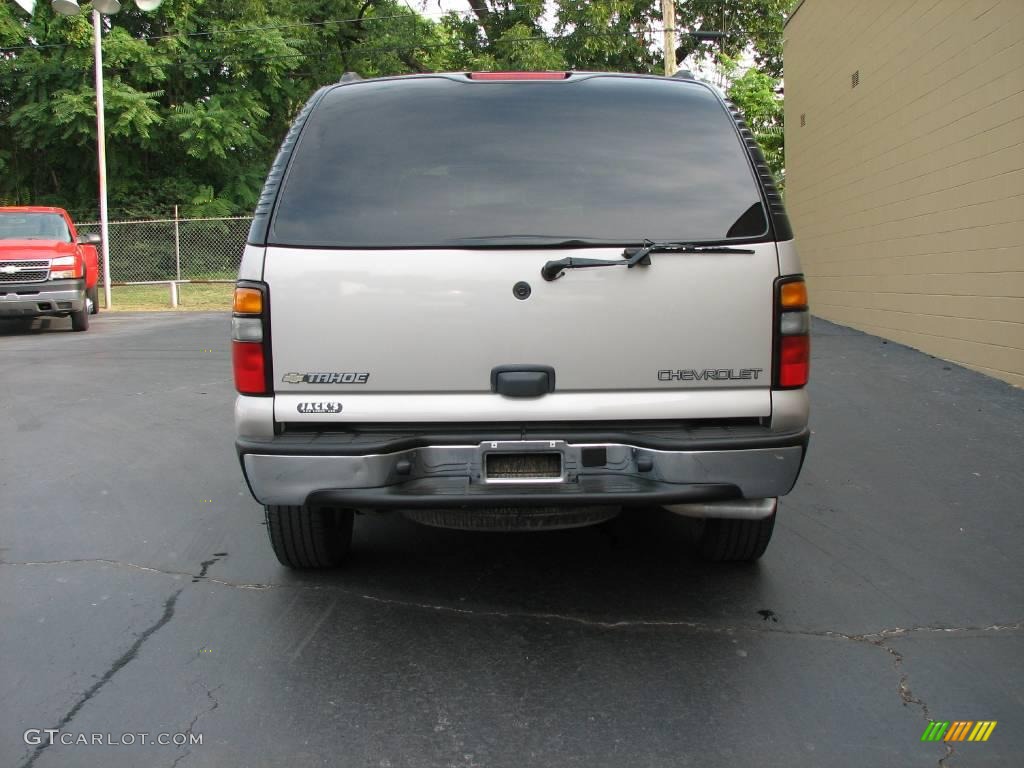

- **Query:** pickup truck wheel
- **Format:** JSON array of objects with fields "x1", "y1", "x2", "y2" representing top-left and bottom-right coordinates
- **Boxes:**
[
  {"x1": 87, "y1": 286, "x2": 99, "y2": 314},
  {"x1": 696, "y1": 509, "x2": 776, "y2": 562},
  {"x1": 265, "y1": 505, "x2": 353, "y2": 569},
  {"x1": 70, "y1": 303, "x2": 90, "y2": 332}
]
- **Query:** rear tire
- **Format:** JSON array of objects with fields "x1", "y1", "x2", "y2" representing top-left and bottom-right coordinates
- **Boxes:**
[
  {"x1": 87, "y1": 286, "x2": 99, "y2": 314},
  {"x1": 697, "y1": 508, "x2": 776, "y2": 562},
  {"x1": 265, "y1": 505, "x2": 354, "y2": 569},
  {"x1": 70, "y1": 302, "x2": 90, "y2": 332}
]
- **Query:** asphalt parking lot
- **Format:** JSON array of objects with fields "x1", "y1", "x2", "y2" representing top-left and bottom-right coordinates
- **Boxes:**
[{"x1": 1, "y1": 312, "x2": 1021, "y2": 768}]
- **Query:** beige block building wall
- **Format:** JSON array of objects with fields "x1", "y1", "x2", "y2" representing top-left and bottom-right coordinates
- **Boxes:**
[{"x1": 783, "y1": 0, "x2": 1024, "y2": 386}]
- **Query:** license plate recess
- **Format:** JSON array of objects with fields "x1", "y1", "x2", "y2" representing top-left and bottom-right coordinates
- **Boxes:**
[{"x1": 482, "y1": 442, "x2": 564, "y2": 483}]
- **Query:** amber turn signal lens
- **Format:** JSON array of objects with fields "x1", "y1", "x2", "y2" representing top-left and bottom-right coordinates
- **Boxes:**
[
  {"x1": 233, "y1": 287, "x2": 263, "y2": 314},
  {"x1": 780, "y1": 281, "x2": 808, "y2": 309}
]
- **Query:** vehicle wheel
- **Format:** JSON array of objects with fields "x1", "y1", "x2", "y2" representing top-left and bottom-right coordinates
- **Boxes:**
[
  {"x1": 87, "y1": 286, "x2": 99, "y2": 314},
  {"x1": 265, "y1": 505, "x2": 354, "y2": 569},
  {"x1": 70, "y1": 303, "x2": 90, "y2": 332},
  {"x1": 696, "y1": 508, "x2": 776, "y2": 562}
]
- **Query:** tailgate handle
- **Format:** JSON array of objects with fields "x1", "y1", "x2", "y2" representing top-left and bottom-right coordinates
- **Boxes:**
[{"x1": 491, "y1": 365, "x2": 555, "y2": 397}]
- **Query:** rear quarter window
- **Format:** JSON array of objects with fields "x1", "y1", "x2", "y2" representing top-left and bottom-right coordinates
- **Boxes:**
[{"x1": 270, "y1": 75, "x2": 769, "y2": 248}]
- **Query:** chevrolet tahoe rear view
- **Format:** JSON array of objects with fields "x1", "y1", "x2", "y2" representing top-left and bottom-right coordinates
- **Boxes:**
[{"x1": 233, "y1": 72, "x2": 810, "y2": 568}]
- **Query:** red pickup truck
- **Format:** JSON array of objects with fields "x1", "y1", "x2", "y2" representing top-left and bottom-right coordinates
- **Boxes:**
[{"x1": 0, "y1": 206, "x2": 100, "y2": 331}]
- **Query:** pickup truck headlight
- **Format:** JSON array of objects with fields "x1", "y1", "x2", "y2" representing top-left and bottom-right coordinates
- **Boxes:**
[{"x1": 50, "y1": 255, "x2": 82, "y2": 279}]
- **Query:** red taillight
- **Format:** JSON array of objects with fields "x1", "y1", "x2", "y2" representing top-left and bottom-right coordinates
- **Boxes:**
[
  {"x1": 775, "y1": 277, "x2": 810, "y2": 388},
  {"x1": 778, "y1": 335, "x2": 810, "y2": 388},
  {"x1": 468, "y1": 71, "x2": 569, "y2": 80},
  {"x1": 232, "y1": 282, "x2": 269, "y2": 395},
  {"x1": 233, "y1": 341, "x2": 266, "y2": 395}
]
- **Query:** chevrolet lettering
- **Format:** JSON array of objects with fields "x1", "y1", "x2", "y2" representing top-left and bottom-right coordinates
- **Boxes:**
[{"x1": 658, "y1": 368, "x2": 764, "y2": 381}]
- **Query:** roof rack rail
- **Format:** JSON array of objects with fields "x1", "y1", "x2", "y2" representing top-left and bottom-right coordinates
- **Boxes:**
[
  {"x1": 339, "y1": 72, "x2": 363, "y2": 84},
  {"x1": 671, "y1": 70, "x2": 695, "y2": 80}
]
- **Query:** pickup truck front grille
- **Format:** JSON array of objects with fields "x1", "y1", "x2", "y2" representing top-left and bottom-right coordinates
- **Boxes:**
[{"x1": 0, "y1": 260, "x2": 50, "y2": 283}]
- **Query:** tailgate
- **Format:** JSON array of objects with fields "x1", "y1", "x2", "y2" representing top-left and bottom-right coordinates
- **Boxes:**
[{"x1": 264, "y1": 244, "x2": 778, "y2": 422}]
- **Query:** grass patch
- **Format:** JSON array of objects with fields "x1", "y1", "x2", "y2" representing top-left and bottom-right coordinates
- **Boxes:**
[{"x1": 100, "y1": 282, "x2": 233, "y2": 311}]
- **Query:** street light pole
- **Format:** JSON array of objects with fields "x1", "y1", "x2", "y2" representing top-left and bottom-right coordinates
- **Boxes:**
[
  {"x1": 53, "y1": 0, "x2": 163, "y2": 310},
  {"x1": 92, "y1": 9, "x2": 112, "y2": 310}
]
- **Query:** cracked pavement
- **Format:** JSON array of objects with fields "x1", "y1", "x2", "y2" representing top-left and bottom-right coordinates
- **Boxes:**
[{"x1": 1, "y1": 313, "x2": 1022, "y2": 767}]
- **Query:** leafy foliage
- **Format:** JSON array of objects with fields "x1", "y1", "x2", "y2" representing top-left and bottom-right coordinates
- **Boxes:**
[
  {"x1": 554, "y1": 1, "x2": 658, "y2": 72},
  {"x1": 672, "y1": 0, "x2": 791, "y2": 77},
  {"x1": 721, "y1": 53, "x2": 784, "y2": 184},
  {"x1": 0, "y1": 0, "x2": 791, "y2": 217}
]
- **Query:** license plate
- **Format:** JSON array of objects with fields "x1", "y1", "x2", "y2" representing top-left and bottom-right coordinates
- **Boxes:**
[{"x1": 485, "y1": 452, "x2": 562, "y2": 481}]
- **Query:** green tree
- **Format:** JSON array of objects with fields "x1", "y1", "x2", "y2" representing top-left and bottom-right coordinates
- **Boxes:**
[
  {"x1": 721, "y1": 53, "x2": 784, "y2": 185},
  {"x1": 447, "y1": 1, "x2": 792, "y2": 77},
  {"x1": 0, "y1": 0, "x2": 455, "y2": 216},
  {"x1": 672, "y1": 0, "x2": 791, "y2": 77},
  {"x1": 554, "y1": 1, "x2": 658, "y2": 73},
  {"x1": 0, "y1": 0, "x2": 793, "y2": 217}
]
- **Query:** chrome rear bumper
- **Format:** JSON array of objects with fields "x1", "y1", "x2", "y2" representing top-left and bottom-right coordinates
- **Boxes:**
[{"x1": 239, "y1": 436, "x2": 807, "y2": 508}]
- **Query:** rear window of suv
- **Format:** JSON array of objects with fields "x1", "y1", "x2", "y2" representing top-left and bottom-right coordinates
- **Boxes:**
[{"x1": 270, "y1": 75, "x2": 769, "y2": 248}]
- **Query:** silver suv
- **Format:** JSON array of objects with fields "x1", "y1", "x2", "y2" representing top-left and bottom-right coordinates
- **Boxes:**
[{"x1": 233, "y1": 71, "x2": 810, "y2": 568}]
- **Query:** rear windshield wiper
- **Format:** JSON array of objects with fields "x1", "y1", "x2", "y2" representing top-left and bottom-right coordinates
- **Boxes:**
[{"x1": 540, "y1": 240, "x2": 756, "y2": 281}]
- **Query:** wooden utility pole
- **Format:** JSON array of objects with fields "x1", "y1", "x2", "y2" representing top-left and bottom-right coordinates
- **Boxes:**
[{"x1": 662, "y1": 0, "x2": 677, "y2": 76}]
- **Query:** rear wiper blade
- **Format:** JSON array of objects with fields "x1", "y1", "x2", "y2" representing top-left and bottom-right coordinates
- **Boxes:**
[{"x1": 540, "y1": 240, "x2": 755, "y2": 281}]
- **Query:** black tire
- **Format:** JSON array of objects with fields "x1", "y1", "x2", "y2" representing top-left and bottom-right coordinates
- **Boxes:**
[
  {"x1": 697, "y1": 509, "x2": 776, "y2": 562},
  {"x1": 265, "y1": 505, "x2": 354, "y2": 569},
  {"x1": 70, "y1": 302, "x2": 90, "y2": 332},
  {"x1": 87, "y1": 286, "x2": 99, "y2": 314}
]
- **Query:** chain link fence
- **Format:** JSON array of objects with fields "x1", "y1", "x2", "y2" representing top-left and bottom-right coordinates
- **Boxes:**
[{"x1": 76, "y1": 215, "x2": 252, "y2": 285}]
